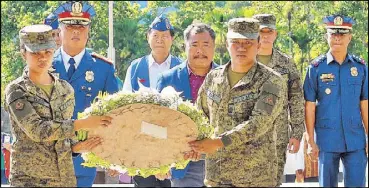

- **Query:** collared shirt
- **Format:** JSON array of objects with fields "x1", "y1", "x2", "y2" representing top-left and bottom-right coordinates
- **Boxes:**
[
  {"x1": 61, "y1": 47, "x2": 86, "y2": 72},
  {"x1": 303, "y1": 51, "x2": 368, "y2": 152},
  {"x1": 326, "y1": 51, "x2": 354, "y2": 65},
  {"x1": 187, "y1": 65, "x2": 206, "y2": 103},
  {"x1": 123, "y1": 53, "x2": 172, "y2": 91}
]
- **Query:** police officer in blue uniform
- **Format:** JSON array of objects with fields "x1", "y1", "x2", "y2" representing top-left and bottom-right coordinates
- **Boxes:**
[
  {"x1": 304, "y1": 15, "x2": 368, "y2": 187},
  {"x1": 51, "y1": 1, "x2": 120, "y2": 187},
  {"x1": 123, "y1": 14, "x2": 182, "y2": 93}
]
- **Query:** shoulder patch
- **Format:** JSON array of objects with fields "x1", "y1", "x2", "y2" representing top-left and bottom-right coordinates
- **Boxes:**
[
  {"x1": 91, "y1": 52, "x2": 113, "y2": 65},
  {"x1": 352, "y1": 55, "x2": 366, "y2": 65},
  {"x1": 311, "y1": 55, "x2": 326, "y2": 67},
  {"x1": 6, "y1": 89, "x2": 25, "y2": 105}
]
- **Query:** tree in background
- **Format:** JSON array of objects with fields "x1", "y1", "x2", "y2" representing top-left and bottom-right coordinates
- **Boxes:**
[{"x1": 1, "y1": 1, "x2": 368, "y2": 104}]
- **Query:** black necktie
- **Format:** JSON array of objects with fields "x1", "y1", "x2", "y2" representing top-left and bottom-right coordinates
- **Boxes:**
[{"x1": 67, "y1": 58, "x2": 76, "y2": 80}]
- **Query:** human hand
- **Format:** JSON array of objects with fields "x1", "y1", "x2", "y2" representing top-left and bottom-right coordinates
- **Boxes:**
[
  {"x1": 288, "y1": 138, "x2": 300, "y2": 153},
  {"x1": 183, "y1": 150, "x2": 202, "y2": 161},
  {"x1": 188, "y1": 138, "x2": 223, "y2": 154},
  {"x1": 72, "y1": 136, "x2": 103, "y2": 153},
  {"x1": 307, "y1": 140, "x2": 319, "y2": 161}
]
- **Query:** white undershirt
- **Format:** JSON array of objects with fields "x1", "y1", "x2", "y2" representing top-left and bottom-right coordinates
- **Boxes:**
[
  {"x1": 123, "y1": 54, "x2": 172, "y2": 92},
  {"x1": 61, "y1": 47, "x2": 86, "y2": 72}
]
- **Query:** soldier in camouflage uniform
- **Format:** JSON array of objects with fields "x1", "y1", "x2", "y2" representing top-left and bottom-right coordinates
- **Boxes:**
[
  {"x1": 252, "y1": 14, "x2": 305, "y2": 185},
  {"x1": 4, "y1": 24, "x2": 112, "y2": 187},
  {"x1": 189, "y1": 18, "x2": 288, "y2": 187}
]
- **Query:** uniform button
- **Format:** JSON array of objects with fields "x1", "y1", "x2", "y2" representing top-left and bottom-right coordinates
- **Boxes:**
[
  {"x1": 88, "y1": 87, "x2": 91, "y2": 91},
  {"x1": 81, "y1": 86, "x2": 86, "y2": 90}
]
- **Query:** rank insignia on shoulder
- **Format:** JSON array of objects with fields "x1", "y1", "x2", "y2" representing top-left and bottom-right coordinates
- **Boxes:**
[
  {"x1": 352, "y1": 55, "x2": 366, "y2": 65},
  {"x1": 312, "y1": 55, "x2": 326, "y2": 67},
  {"x1": 91, "y1": 52, "x2": 113, "y2": 65}
]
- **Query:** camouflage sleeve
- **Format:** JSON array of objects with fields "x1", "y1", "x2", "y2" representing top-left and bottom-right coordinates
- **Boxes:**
[
  {"x1": 195, "y1": 77, "x2": 210, "y2": 118},
  {"x1": 220, "y1": 76, "x2": 287, "y2": 147},
  {"x1": 287, "y1": 58, "x2": 305, "y2": 141},
  {"x1": 5, "y1": 89, "x2": 75, "y2": 143}
]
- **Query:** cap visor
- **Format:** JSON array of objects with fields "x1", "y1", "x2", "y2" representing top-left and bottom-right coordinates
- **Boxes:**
[
  {"x1": 260, "y1": 24, "x2": 276, "y2": 30},
  {"x1": 325, "y1": 25, "x2": 352, "y2": 29},
  {"x1": 24, "y1": 42, "x2": 56, "y2": 53},
  {"x1": 227, "y1": 31, "x2": 259, "y2": 39}
]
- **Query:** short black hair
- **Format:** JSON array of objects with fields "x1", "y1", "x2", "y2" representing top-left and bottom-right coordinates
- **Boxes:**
[
  {"x1": 147, "y1": 28, "x2": 175, "y2": 37},
  {"x1": 183, "y1": 23, "x2": 216, "y2": 43}
]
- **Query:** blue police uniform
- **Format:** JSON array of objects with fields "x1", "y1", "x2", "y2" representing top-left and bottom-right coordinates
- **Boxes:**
[
  {"x1": 52, "y1": 2, "x2": 119, "y2": 187},
  {"x1": 303, "y1": 15, "x2": 368, "y2": 187},
  {"x1": 157, "y1": 61, "x2": 218, "y2": 187}
]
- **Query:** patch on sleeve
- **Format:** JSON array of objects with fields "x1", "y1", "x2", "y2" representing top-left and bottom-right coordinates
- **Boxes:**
[
  {"x1": 255, "y1": 82, "x2": 281, "y2": 115},
  {"x1": 9, "y1": 99, "x2": 33, "y2": 120}
]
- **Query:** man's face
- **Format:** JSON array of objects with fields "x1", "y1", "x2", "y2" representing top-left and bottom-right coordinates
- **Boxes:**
[
  {"x1": 22, "y1": 48, "x2": 55, "y2": 74},
  {"x1": 227, "y1": 38, "x2": 260, "y2": 65},
  {"x1": 147, "y1": 29, "x2": 173, "y2": 55},
  {"x1": 326, "y1": 32, "x2": 352, "y2": 52},
  {"x1": 186, "y1": 31, "x2": 215, "y2": 70},
  {"x1": 52, "y1": 28, "x2": 62, "y2": 49},
  {"x1": 60, "y1": 23, "x2": 90, "y2": 50},
  {"x1": 259, "y1": 28, "x2": 277, "y2": 49}
]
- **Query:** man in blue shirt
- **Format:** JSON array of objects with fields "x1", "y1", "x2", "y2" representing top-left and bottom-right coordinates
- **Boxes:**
[
  {"x1": 304, "y1": 15, "x2": 368, "y2": 187},
  {"x1": 157, "y1": 23, "x2": 218, "y2": 187},
  {"x1": 123, "y1": 15, "x2": 182, "y2": 93}
]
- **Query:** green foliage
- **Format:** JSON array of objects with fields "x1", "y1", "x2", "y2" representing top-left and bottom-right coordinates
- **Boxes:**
[
  {"x1": 1, "y1": 1, "x2": 368, "y2": 103},
  {"x1": 76, "y1": 89, "x2": 213, "y2": 177}
]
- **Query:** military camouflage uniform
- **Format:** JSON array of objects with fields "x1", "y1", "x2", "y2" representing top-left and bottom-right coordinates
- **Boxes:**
[
  {"x1": 196, "y1": 61, "x2": 287, "y2": 187},
  {"x1": 253, "y1": 14, "x2": 305, "y2": 185},
  {"x1": 4, "y1": 24, "x2": 77, "y2": 187}
]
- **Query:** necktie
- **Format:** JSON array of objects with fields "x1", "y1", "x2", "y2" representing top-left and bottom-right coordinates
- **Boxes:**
[{"x1": 67, "y1": 58, "x2": 76, "y2": 80}]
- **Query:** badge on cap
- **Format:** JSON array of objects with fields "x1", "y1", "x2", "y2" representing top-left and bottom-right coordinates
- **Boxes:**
[
  {"x1": 325, "y1": 88, "x2": 331, "y2": 95},
  {"x1": 351, "y1": 67, "x2": 358, "y2": 76},
  {"x1": 334, "y1": 16, "x2": 343, "y2": 26},
  {"x1": 85, "y1": 71, "x2": 94, "y2": 82},
  {"x1": 15, "y1": 101, "x2": 24, "y2": 110},
  {"x1": 71, "y1": 2, "x2": 83, "y2": 16},
  {"x1": 165, "y1": 18, "x2": 170, "y2": 30}
]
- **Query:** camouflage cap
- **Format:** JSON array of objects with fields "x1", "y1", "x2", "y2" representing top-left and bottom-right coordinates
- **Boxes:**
[
  {"x1": 19, "y1": 24, "x2": 56, "y2": 53},
  {"x1": 227, "y1": 18, "x2": 260, "y2": 39},
  {"x1": 252, "y1": 14, "x2": 276, "y2": 30}
]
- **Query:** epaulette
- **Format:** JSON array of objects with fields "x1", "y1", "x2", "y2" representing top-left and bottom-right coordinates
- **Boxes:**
[
  {"x1": 352, "y1": 54, "x2": 366, "y2": 65},
  {"x1": 311, "y1": 55, "x2": 326, "y2": 67},
  {"x1": 91, "y1": 52, "x2": 113, "y2": 65}
]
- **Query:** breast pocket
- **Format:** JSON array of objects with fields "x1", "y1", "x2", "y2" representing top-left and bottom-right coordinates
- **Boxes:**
[
  {"x1": 348, "y1": 78, "x2": 362, "y2": 98},
  {"x1": 318, "y1": 80, "x2": 337, "y2": 99}
]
